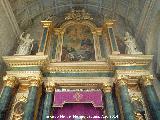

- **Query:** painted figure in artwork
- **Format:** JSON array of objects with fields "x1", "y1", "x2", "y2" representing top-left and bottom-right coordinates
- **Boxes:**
[
  {"x1": 124, "y1": 32, "x2": 142, "y2": 54},
  {"x1": 61, "y1": 25, "x2": 95, "y2": 62},
  {"x1": 16, "y1": 32, "x2": 34, "y2": 55}
]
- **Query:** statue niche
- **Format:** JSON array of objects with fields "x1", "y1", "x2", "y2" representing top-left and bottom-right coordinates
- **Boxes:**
[{"x1": 61, "y1": 25, "x2": 95, "y2": 62}]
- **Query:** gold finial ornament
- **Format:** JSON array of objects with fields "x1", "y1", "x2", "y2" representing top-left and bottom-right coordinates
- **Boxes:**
[
  {"x1": 28, "y1": 76, "x2": 41, "y2": 87},
  {"x1": 45, "y1": 82, "x2": 56, "y2": 92},
  {"x1": 3, "y1": 76, "x2": 17, "y2": 88},
  {"x1": 142, "y1": 75, "x2": 153, "y2": 86},
  {"x1": 65, "y1": 9, "x2": 93, "y2": 21},
  {"x1": 102, "y1": 83, "x2": 112, "y2": 93}
]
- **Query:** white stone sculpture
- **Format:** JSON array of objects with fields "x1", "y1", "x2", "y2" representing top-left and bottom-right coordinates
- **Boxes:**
[
  {"x1": 15, "y1": 32, "x2": 34, "y2": 55},
  {"x1": 124, "y1": 32, "x2": 142, "y2": 54}
]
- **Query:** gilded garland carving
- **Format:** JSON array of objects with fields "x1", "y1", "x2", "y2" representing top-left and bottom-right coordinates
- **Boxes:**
[
  {"x1": 12, "y1": 96, "x2": 27, "y2": 120},
  {"x1": 65, "y1": 9, "x2": 93, "y2": 21}
]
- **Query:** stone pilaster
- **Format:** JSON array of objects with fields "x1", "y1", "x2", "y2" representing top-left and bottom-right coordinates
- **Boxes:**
[
  {"x1": 0, "y1": 76, "x2": 17, "y2": 119},
  {"x1": 102, "y1": 83, "x2": 116, "y2": 119},
  {"x1": 116, "y1": 76, "x2": 135, "y2": 120},
  {"x1": 42, "y1": 82, "x2": 56, "y2": 120},
  {"x1": 23, "y1": 76, "x2": 41, "y2": 120},
  {"x1": 142, "y1": 75, "x2": 160, "y2": 120}
]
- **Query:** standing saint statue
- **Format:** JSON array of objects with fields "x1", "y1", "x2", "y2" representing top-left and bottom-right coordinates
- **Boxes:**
[
  {"x1": 15, "y1": 32, "x2": 34, "y2": 55},
  {"x1": 124, "y1": 32, "x2": 142, "y2": 54}
]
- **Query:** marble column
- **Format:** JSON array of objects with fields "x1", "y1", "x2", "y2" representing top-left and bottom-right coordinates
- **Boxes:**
[
  {"x1": 102, "y1": 83, "x2": 116, "y2": 119},
  {"x1": 42, "y1": 82, "x2": 55, "y2": 120},
  {"x1": 23, "y1": 76, "x2": 41, "y2": 120},
  {"x1": 117, "y1": 77, "x2": 135, "y2": 120},
  {"x1": 142, "y1": 75, "x2": 160, "y2": 120},
  {"x1": 0, "y1": 76, "x2": 17, "y2": 119}
]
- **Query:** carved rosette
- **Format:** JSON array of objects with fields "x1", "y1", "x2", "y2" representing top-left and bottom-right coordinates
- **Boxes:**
[
  {"x1": 3, "y1": 76, "x2": 17, "y2": 88},
  {"x1": 102, "y1": 83, "x2": 112, "y2": 93},
  {"x1": 28, "y1": 76, "x2": 41, "y2": 87},
  {"x1": 45, "y1": 82, "x2": 56, "y2": 92},
  {"x1": 142, "y1": 75, "x2": 153, "y2": 86}
]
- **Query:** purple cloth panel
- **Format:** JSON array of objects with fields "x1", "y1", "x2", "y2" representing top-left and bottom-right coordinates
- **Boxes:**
[
  {"x1": 54, "y1": 103, "x2": 103, "y2": 120},
  {"x1": 53, "y1": 91, "x2": 103, "y2": 107}
]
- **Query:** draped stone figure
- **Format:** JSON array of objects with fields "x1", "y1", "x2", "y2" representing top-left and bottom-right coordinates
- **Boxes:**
[
  {"x1": 15, "y1": 32, "x2": 34, "y2": 55},
  {"x1": 124, "y1": 32, "x2": 142, "y2": 54}
]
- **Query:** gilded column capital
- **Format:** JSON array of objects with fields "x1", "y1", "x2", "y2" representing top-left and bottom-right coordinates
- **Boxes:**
[
  {"x1": 45, "y1": 82, "x2": 56, "y2": 92},
  {"x1": 3, "y1": 76, "x2": 18, "y2": 88},
  {"x1": 41, "y1": 21, "x2": 53, "y2": 28},
  {"x1": 104, "y1": 19, "x2": 116, "y2": 28},
  {"x1": 116, "y1": 75, "x2": 128, "y2": 86},
  {"x1": 141, "y1": 75, "x2": 153, "y2": 86},
  {"x1": 102, "y1": 83, "x2": 112, "y2": 93},
  {"x1": 28, "y1": 76, "x2": 41, "y2": 87}
]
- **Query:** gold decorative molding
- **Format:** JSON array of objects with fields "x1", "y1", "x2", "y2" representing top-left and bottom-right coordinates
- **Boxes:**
[
  {"x1": 141, "y1": 75, "x2": 154, "y2": 86},
  {"x1": 3, "y1": 76, "x2": 18, "y2": 88},
  {"x1": 109, "y1": 55, "x2": 153, "y2": 66},
  {"x1": 12, "y1": 96, "x2": 27, "y2": 120},
  {"x1": 65, "y1": 9, "x2": 93, "y2": 21},
  {"x1": 2, "y1": 55, "x2": 48, "y2": 68},
  {"x1": 44, "y1": 62, "x2": 112, "y2": 72},
  {"x1": 45, "y1": 77, "x2": 114, "y2": 88}
]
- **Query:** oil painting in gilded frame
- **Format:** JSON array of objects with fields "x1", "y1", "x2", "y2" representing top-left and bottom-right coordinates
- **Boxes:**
[{"x1": 61, "y1": 24, "x2": 95, "y2": 62}]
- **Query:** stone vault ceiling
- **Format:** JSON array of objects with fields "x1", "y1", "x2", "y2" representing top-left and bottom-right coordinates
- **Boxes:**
[{"x1": 9, "y1": 0, "x2": 146, "y2": 29}]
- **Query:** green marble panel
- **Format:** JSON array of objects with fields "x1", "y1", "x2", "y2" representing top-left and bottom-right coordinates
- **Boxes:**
[
  {"x1": 114, "y1": 66, "x2": 147, "y2": 70},
  {"x1": 43, "y1": 72, "x2": 114, "y2": 77},
  {"x1": 8, "y1": 66, "x2": 40, "y2": 71},
  {"x1": 39, "y1": 28, "x2": 48, "y2": 52},
  {"x1": 108, "y1": 28, "x2": 118, "y2": 51}
]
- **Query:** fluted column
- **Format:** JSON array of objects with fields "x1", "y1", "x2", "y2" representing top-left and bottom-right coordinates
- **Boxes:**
[
  {"x1": 23, "y1": 76, "x2": 41, "y2": 120},
  {"x1": 142, "y1": 75, "x2": 160, "y2": 120},
  {"x1": 102, "y1": 83, "x2": 116, "y2": 119},
  {"x1": 116, "y1": 76, "x2": 135, "y2": 120},
  {"x1": 0, "y1": 76, "x2": 17, "y2": 119},
  {"x1": 42, "y1": 82, "x2": 55, "y2": 120}
]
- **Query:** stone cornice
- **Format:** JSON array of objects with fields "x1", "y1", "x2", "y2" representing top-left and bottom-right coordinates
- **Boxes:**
[
  {"x1": 2, "y1": 55, "x2": 48, "y2": 68},
  {"x1": 109, "y1": 55, "x2": 153, "y2": 67}
]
